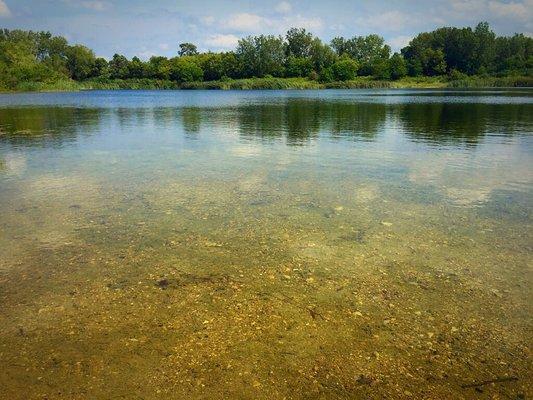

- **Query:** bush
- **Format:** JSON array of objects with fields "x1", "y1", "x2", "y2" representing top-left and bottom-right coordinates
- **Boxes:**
[
  {"x1": 319, "y1": 67, "x2": 334, "y2": 82},
  {"x1": 389, "y1": 53, "x2": 408, "y2": 80},
  {"x1": 448, "y1": 69, "x2": 468, "y2": 81},
  {"x1": 308, "y1": 70, "x2": 319, "y2": 81},
  {"x1": 169, "y1": 57, "x2": 203, "y2": 82},
  {"x1": 331, "y1": 58, "x2": 359, "y2": 81},
  {"x1": 285, "y1": 56, "x2": 314, "y2": 77},
  {"x1": 371, "y1": 59, "x2": 391, "y2": 80}
]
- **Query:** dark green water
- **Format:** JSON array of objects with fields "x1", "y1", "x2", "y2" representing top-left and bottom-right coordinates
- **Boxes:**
[{"x1": 0, "y1": 89, "x2": 531, "y2": 399}]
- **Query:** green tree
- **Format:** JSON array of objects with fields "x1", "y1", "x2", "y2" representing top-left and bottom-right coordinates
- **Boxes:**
[
  {"x1": 65, "y1": 45, "x2": 96, "y2": 80},
  {"x1": 494, "y1": 34, "x2": 533, "y2": 74},
  {"x1": 0, "y1": 24, "x2": 531, "y2": 89},
  {"x1": 179, "y1": 43, "x2": 198, "y2": 57},
  {"x1": 331, "y1": 57, "x2": 358, "y2": 81},
  {"x1": 148, "y1": 56, "x2": 171, "y2": 80},
  {"x1": 309, "y1": 38, "x2": 337, "y2": 73},
  {"x1": 236, "y1": 35, "x2": 286, "y2": 77},
  {"x1": 388, "y1": 53, "x2": 407, "y2": 80},
  {"x1": 285, "y1": 28, "x2": 313, "y2": 58},
  {"x1": 332, "y1": 35, "x2": 389, "y2": 63},
  {"x1": 36, "y1": 32, "x2": 68, "y2": 64},
  {"x1": 128, "y1": 56, "x2": 148, "y2": 78},
  {"x1": 423, "y1": 48, "x2": 447, "y2": 75},
  {"x1": 371, "y1": 58, "x2": 390, "y2": 79},
  {"x1": 169, "y1": 57, "x2": 203, "y2": 82},
  {"x1": 473, "y1": 22, "x2": 495, "y2": 73},
  {"x1": 401, "y1": 24, "x2": 494, "y2": 75},
  {"x1": 198, "y1": 52, "x2": 241, "y2": 80},
  {"x1": 331, "y1": 34, "x2": 390, "y2": 76},
  {"x1": 92, "y1": 57, "x2": 109, "y2": 78},
  {"x1": 109, "y1": 54, "x2": 130, "y2": 79},
  {"x1": 285, "y1": 56, "x2": 313, "y2": 77}
]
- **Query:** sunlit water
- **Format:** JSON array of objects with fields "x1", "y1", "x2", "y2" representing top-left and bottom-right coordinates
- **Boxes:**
[{"x1": 0, "y1": 89, "x2": 531, "y2": 399}]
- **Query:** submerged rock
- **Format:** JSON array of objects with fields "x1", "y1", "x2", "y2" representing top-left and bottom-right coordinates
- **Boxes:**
[{"x1": 156, "y1": 279, "x2": 169, "y2": 289}]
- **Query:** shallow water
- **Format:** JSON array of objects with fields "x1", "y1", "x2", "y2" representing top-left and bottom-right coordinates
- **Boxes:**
[{"x1": 0, "y1": 89, "x2": 531, "y2": 399}]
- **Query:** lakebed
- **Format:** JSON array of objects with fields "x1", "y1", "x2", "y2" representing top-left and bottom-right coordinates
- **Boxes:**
[{"x1": 0, "y1": 89, "x2": 531, "y2": 399}]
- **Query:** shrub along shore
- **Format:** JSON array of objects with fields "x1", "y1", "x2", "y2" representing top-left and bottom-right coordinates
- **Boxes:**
[
  {"x1": 6, "y1": 75, "x2": 532, "y2": 93},
  {"x1": 1, "y1": 22, "x2": 531, "y2": 92}
]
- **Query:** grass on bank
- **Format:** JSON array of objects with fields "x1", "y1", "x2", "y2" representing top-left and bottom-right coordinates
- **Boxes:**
[
  {"x1": 180, "y1": 77, "x2": 322, "y2": 90},
  {"x1": 1, "y1": 75, "x2": 531, "y2": 92},
  {"x1": 446, "y1": 75, "x2": 533, "y2": 88}
]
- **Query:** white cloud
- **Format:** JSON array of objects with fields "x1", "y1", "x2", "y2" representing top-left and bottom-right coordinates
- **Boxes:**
[
  {"x1": 449, "y1": 0, "x2": 486, "y2": 13},
  {"x1": 388, "y1": 35, "x2": 412, "y2": 51},
  {"x1": 159, "y1": 43, "x2": 170, "y2": 51},
  {"x1": 205, "y1": 33, "x2": 239, "y2": 49},
  {"x1": 356, "y1": 10, "x2": 412, "y2": 32},
  {"x1": 275, "y1": 1, "x2": 292, "y2": 14},
  {"x1": 201, "y1": 15, "x2": 215, "y2": 26},
  {"x1": 0, "y1": 0, "x2": 11, "y2": 17},
  {"x1": 225, "y1": 13, "x2": 267, "y2": 31},
  {"x1": 488, "y1": 0, "x2": 530, "y2": 20},
  {"x1": 138, "y1": 50, "x2": 157, "y2": 60},
  {"x1": 81, "y1": 1, "x2": 107, "y2": 11},
  {"x1": 330, "y1": 23, "x2": 346, "y2": 31},
  {"x1": 62, "y1": 0, "x2": 108, "y2": 11},
  {"x1": 448, "y1": 0, "x2": 532, "y2": 22},
  {"x1": 223, "y1": 11, "x2": 322, "y2": 34},
  {"x1": 281, "y1": 14, "x2": 323, "y2": 31}
]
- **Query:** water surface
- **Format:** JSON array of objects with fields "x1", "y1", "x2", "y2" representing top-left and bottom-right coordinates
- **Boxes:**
[{"x1": 0, "y1": 89, "x2": 532, "y2": 399}]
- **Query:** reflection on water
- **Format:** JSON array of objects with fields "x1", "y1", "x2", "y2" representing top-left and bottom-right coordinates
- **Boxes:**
[
  {"x1": 398, "y1": 102, "x2": 532, "y2": 145},
  {"x1": 0, "y1": 90, "x2": 532, "y2": 399},
  {"x1": 0, "y1": 107, "x2": 102, "y2": 147}
]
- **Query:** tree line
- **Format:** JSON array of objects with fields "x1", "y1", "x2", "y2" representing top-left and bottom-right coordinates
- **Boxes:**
[{"x1": 0, "y1": 22, "x2": 531, "y2": 89}]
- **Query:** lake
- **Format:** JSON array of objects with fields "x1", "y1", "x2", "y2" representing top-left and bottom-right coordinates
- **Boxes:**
[{"x1": 0, "y1": 89, "x2": 531, "y2": 399}]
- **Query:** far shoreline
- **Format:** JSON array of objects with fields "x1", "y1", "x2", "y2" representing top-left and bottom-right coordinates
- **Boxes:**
[{"x1": 1, "y1": 76, "x2": 531, "y2": 94}]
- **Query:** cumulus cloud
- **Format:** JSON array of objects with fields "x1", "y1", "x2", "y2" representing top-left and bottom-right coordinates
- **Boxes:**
[
  {"x1": 224, "y1": 12, "x2": 323, "y2": 33},
  {"x1": 388, "y1": 35, "x2": 412, "y2": 51},
  {"x1": 62, "y1": 0, "x2": 109, "y2": 11},
  {"x1": 0, "y1": 0, "x2": 11, "y2": 17},
  {"x1": 448, "y1": 0, "x2": 532, "y2": 22},
  {"x1": 138, "y1": 50, "x2": 157, "y2": 60},
  {"x1": 488, "y1": 0, "x2": 530, "y2": 20},
  {"x1": 356, "y1": 10, "x2": 412, "y2": 32},
  {"x1": 225, "y1": 13, "x2": 267, "y2": 31},
  {"x1": 205, "y1": 33, "x2": 240, "y2": 49},
  {"x1": 201, "y1": 15, "x2": 215, "y2": 26},
  {"x1": 275, "y1": 1, "x2": 292, "y2": 13},
  {"x1": 445, "y1": 0, "x2": 533, "y2": 32},
  {"x1": 223, "y1": 13, "x2": 324, "y2": 33},
  {"x1": 449, "y1": 0, "x2": 486, "y2": 13},
  {"x1": 281, "y1": 14, "x2": 323, "y2": 31},
  {"x1": 80, "y1": 1, "x2": 107, "y2": 11}
]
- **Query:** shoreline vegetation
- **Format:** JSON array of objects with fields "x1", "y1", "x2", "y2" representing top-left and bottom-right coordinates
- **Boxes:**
[
  {"x1": 5, "y1": 75, "x2": 533, "y2": 93},
  {"x1": 1, "y1": 22, "x2": 531, "y2": 92}
]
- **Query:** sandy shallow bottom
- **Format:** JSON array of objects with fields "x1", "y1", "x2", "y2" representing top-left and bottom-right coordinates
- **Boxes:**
[{"x1": 0, "y1": 174, "x2": 531, "y2": 399}]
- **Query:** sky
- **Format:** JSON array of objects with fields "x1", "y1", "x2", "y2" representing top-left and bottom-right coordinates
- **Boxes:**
[{"x1": 0, "y1": 0, "x2": 532, "y2": 59}]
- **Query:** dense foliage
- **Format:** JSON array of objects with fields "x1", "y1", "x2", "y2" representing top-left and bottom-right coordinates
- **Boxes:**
[
  {"x1": 0, "y1": 22, "x2": 531, "y2": 90},
  {"x1": 401, "y1": 22, "x2": 532, "y2": 77}
]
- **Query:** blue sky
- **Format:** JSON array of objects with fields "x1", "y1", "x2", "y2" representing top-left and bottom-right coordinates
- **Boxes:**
[{"x1": 0, "y1": 0, "x2": 531, "y2": 59}]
